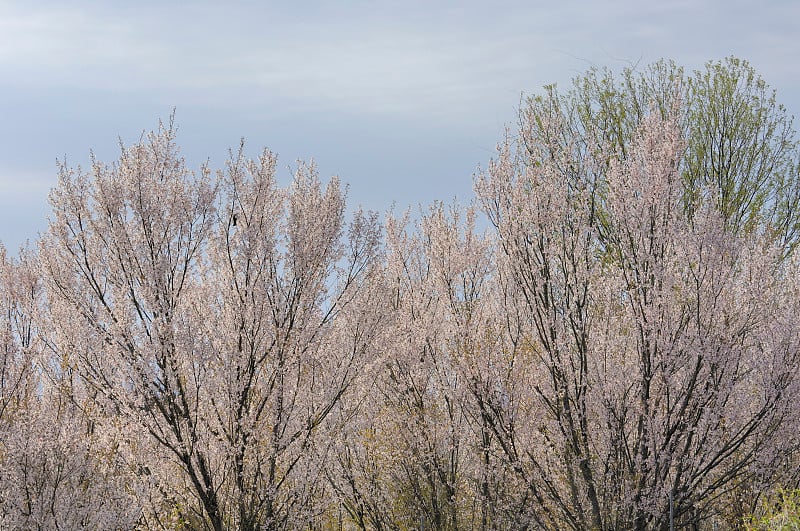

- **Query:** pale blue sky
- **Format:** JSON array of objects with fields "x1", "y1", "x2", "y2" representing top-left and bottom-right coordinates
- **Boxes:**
[{"x1": 1, "y1": 1, "x2": 799, "y2": 251}]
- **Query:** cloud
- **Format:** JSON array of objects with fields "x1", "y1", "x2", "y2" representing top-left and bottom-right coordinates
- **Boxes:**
[
  {"x1": 0, "y1": 3, "x2": 579, "y2": 117},
  {"x1": 2, "y1": 1, "x2": 799, "y2": 124},
  {"x1": 0, "y1": 168, "x2": 54, "y2": 201},
  {"x1": 2, "y1": 0, "x2": 800, "y2": 253}
]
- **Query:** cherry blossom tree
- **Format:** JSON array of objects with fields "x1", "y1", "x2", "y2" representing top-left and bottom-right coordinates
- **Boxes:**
[
  {"x1": 39, "y1": 121, "x2": 383, "y2": 530},
  {"x1": 326, "y1": 202, "x2": 511, "y2": 530},
  {"x1": 0, "y1": 56, "x2": 797, "y2": 530},
  {"x1": 475, "y1": 101, "x2": 800, "y2": 529},
  {"x1": 200, "y1": 145, "x2": 384, "y2": 529},
  {"x1": 0, "y1": 247, "x2": 140, "y2": 529}
]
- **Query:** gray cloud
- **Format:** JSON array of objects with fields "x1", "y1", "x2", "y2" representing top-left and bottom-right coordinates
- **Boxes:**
[{"x1": 1, "y1": 1, "x2": 798, "y2": 251}]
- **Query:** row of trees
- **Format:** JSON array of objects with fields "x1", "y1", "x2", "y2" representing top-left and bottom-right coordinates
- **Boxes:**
[{"x1": 1, "y1": 58, "x2": 799, "y2": 530}]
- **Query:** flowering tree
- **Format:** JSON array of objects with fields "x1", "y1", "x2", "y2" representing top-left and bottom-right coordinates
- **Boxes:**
[
  {"x1": 200, "y1": 146, "x2": 383, "y2": 529},
  {"x1": 475, "y1": 101, "x2": 800, "y2": 529},
  {"x1": 0, "y1": 247, "x2": 139, "y2": 528},
  {"x1": 39, "y1": 122, "x2": 383, "y2": 530},
  {"x1": 0, "y1": 57, "x2": 797, "y2": 530}
]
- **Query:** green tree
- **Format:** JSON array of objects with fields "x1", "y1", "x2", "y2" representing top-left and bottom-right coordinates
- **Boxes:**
[
  {"x1": 522, "y1": 56, "x2": 800, "y2": 255},
  {"x1": 745, "y1": 489, "x2": 800, "y2": 531}
]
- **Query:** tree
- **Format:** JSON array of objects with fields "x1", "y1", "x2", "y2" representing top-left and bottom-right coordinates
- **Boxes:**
[
  {"x1": 523, "y1": 57, "x2": 800, "y2": 254},
  {"x1": 328, "y1": 203, "x2": 500, "y2": 530},
  {"x1": 39, "y1": 121, "x2": 384, "y2": 530},
  {"x1": 0, "y1": 56, "x2": 797, "y2": 530},
  {"x1": 0, "y1": 247, "x2": 139, "y2": 529},
  {"x1": 475, "y1": 92, "x2": 800, "y2": 530}
]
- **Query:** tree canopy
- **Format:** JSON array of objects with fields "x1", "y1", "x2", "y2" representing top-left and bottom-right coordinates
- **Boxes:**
[
  {"x1": 524, "y1": 57, "x2": 800, "y2": 253},
  {"x1": 0, "y1": 58, "x2": 799, "y2": 530}
]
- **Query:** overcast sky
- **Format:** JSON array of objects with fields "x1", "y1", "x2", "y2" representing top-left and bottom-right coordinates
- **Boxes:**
[{"x1": 1, "y1": 0, "x2": 799, "y2": 251}]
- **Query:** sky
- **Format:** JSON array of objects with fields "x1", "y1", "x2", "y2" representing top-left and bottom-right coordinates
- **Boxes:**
[{"x1": 1, "y1": 0, "x2": 799, "y2": 252}]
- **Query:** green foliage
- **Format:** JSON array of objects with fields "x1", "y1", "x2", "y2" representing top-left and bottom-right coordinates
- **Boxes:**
[
  {"x1": 745, "y1": 489, "x2": 800, "y2": 531},
  {"x1": 523, "y1": 56, "x2": 800, "y2": 255},
  {"x1": 685, "y1": 57, "x2": 798, "y2": 240}
]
